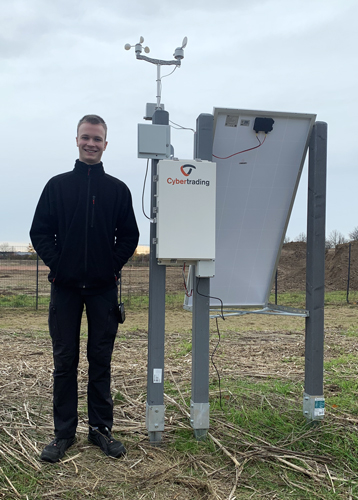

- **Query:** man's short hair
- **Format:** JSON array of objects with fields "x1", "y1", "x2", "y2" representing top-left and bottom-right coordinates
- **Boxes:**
[{"x1": 77, "y1": 115, "x2": 107, "y2": 138}]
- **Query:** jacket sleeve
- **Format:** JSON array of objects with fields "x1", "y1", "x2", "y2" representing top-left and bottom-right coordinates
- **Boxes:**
[
  {"x1": 29, "y1": 181, "x2": 60, "y2": 273},
  {"x1": 113, "y1": 186, "x2": 139, "y2": 273}
]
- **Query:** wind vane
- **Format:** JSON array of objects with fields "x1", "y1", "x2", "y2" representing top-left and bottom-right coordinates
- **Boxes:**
[{"x1": 125, "y1": 36, "x2": 188, "y2": 109}]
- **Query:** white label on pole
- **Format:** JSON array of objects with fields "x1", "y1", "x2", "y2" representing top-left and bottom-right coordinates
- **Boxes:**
[
  {"x1": 314, "y1": 398, "x2": 325, "y2": 417},
  {"x1": 153, "y1": 368, "x2": 162, "y2": 384}
]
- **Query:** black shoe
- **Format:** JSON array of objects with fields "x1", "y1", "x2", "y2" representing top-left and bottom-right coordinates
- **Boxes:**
[
  {"x1": 88, "y1": 426, "x2": 126, "y2": 458},
  {"x1": 40, "y1": 437, "x2": 76, "y2": 463}
]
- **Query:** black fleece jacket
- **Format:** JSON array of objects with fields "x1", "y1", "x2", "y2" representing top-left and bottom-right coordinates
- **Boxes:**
[{"x1": 30, "y1": 160, "x2": 139, "y2": 290}]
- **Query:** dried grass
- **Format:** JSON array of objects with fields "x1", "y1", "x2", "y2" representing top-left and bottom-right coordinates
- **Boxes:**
[{"x1": 0, "y1": 308, "x2": 357, "y2": 499}]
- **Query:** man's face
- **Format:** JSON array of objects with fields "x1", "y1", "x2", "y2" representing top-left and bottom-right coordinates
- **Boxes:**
[{"x1": 76, "y1": 122, "x2": 108, "y2": 165}]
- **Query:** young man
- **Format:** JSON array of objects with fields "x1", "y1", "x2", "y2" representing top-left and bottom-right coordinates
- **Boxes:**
[{"x1": 30, "y1": 115, "x2": 139, "y2": 463}]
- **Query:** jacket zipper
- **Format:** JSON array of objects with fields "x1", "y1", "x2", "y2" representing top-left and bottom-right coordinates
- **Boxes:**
[
  {"x1": 91, "y1": 196, "x2": 96, "y2": 228},
  {"x1": 84, "y1": 168, "x2": 91, "y2": 287}
]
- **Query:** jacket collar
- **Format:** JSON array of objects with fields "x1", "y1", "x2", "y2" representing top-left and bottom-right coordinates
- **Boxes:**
[{"x1": 74, "y1": 159, "x2": 105, "y2": 176}]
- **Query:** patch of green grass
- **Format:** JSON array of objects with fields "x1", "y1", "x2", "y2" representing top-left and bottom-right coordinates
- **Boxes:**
[
  {"x1": 165, "y1": 292, "x2": 185, "y2": 308},
  {"x1": 125, "y1": 294, "x2": 149, "y2": 309},
  {"x1": 2, "y1": 289, "x2": 356, "y2": 312},
  {"x1": 223, "y1": 380, "x2": 358, "y2": 492},
  {"x1": 175, "y1": 340, "x2": 192, "y2": 357},
  {"x1": 209, "y1": 379, "x2": 299, "y2": 439},
  {"x1": 343, "y1": 328, "x2": 358, "y2": 337},
  {"x1": 114, "y1": 391, "x2": 125, "y2": 403},
  {"x1": 324, "y1": 290, "x2": 350, "y2": 305},
  {"x1": 171, "y1": 428, "x2": 217, "y2": 454},
  {"x1": 0, "y1": 465, "x2": 41, "y2": 495},
  {"x1": 167, "y1": 373, "x2": 358, "y2": 498},
  {"x1": 124, "y1": 292, "x2": 184, "y2": 310},
  {"x1": 325, "y1": 353, "x2": 358, "y2": 372},
  {"x1": 0, "y1": 294, "x2": 50, "y2": 308},
  {"x1": 269, "y1": 291, "x2": 306, "y2": 307},
  {"x1": 324, "y1": 354, "x2": 358, "y2": 414},
  {"x1": 269, "y1": 290, "x2": 356, "y2": 308},
  {"x1": 0, "y1": 291, "x2": 184, "y2": 312},
  {"x1": 163, "y1": 379, "x2": 177, "y2": 397}
]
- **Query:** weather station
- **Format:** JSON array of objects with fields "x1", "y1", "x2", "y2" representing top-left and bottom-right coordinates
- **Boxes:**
[
  {"x1": 125, "y1": 37, "x2": 217, "y2": 443},
  {"x1": 126, "y1": 37, "x2": 327, "y2": 443}
]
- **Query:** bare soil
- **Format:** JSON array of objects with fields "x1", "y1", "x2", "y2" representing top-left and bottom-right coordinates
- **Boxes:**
[{"x1": 276, "y1": 241, "x2": 358, "y2": 292}]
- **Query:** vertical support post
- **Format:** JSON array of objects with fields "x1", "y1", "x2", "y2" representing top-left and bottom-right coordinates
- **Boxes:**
[
  {"x1": 303, "y1": 121, "x2": 327, "y2": 422},
  {"x1": 191, "y1": 113, "x2": 214, "y2": 440},
  {"x1": 146, "y1": 109, "x2": 168, "y2": 443},
  {"x1": 36, "y1": 253, "x2": 39, "y2": 310}
]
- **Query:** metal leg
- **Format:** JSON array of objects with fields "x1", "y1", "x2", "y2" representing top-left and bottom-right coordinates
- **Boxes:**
[
  {"x1": 191, "y1": 273, "x2": 210, "y2": 439},
  {"x1": 304, "y1": 121, "x2": 327, "y2": 422}
]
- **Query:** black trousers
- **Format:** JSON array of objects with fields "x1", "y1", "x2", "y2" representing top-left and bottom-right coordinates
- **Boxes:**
[{"x1": 48, "y1": 284, "x2": 119, "y2": 439}]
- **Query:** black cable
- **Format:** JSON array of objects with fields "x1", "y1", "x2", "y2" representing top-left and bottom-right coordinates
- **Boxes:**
[
  {"x1": 211, "y1": 317, "x2": 223, "y2": 410},
  {"x1": 195, "y1": 277, "x2": 225, "y2": 320},
  {"x1": 142, "y1": 158, "x2": 152, "y2": 221},
  {"x1": 195, "y1": 277, "x2": 225, "y2": 410}
]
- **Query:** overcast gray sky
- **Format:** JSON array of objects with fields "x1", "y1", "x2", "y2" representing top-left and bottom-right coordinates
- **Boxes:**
[{"x1": 1, "y1": 0, "x2": 357, "y2": 248}]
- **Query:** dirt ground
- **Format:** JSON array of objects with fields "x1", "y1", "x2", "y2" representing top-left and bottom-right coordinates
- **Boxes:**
[
  {"x1": 276, "y1": 241, "x2": 358, "y2": 292},
  {"x1": 1, "y1": 302, "x2": 357, "y2": 378}
]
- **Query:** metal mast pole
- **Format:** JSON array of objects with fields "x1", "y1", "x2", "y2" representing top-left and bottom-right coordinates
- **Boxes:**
[
  {"x1": 146, "y1": 109, "x2": 169, "y2": 444},
  {"x1": 156, "y1": 65, "x2": 161, "y2": 109}
]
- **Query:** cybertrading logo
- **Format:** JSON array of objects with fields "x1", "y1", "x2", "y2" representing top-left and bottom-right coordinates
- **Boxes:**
[
  {"x1": 166, "y1": 163, "x2": 210, "y2": 187},
  {"x1": 180, "y1": 164, "x2": 196, "y2": 177}
]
